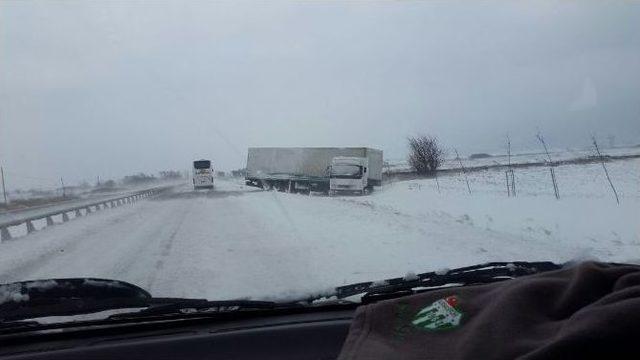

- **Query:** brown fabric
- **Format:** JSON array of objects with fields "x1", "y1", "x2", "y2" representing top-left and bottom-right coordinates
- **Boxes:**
[{"x1": 338, "y1": 262, "x2": 640, "y2": 360}]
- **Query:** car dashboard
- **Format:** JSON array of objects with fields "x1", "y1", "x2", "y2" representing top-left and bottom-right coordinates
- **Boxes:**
[{"x1": 0, "y1": 308, "x2": 356, "y2": 360}]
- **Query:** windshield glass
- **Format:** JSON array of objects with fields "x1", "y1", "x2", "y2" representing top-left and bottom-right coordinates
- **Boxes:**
[
  {"x1": 0, "y1": 0, "x2": 638, "y2": 324},
  {"x1": 331, "y1": 165, "x2": 362, "y2": 178},
  {"x1": 194, "y1": 161, "x2": 211, "y2": 169}
]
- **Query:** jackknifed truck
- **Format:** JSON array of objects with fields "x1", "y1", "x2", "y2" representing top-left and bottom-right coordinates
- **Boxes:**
[{"x1": 245, "y1": 147, "x2": 383, "y2": 195}]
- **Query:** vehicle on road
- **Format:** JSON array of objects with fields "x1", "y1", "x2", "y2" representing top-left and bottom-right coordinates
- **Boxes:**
[
  {"x1": 192, "y1": 159, "x2": 214, "y2": 190},
  {"x1": 245, "y1": 147, "x2": 383, "y2": 194},
  {"x1": 329, "y1": 156, "x2": 372, "y2": 195}
]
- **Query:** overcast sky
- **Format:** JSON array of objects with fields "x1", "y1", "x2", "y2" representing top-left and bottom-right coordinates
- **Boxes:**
[{"x1": 1, "y1": 0, "x2": 639, "y2": 188}]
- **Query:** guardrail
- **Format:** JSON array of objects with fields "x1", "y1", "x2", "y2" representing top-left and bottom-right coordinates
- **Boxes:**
[{"x1": 0, "y1": 186, "x2": 172, "y2": 242}]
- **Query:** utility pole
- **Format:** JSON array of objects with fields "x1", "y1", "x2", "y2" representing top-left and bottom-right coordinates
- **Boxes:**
[
  {"x1": 1, "y1": 166, "x2": 7, "y2": 205},
  {"x1": 536, "y1": 131, "x2": 560, "y2": 200},
  {"x1": 61, "y1": 177, "x2": 66, "y2": 198}
]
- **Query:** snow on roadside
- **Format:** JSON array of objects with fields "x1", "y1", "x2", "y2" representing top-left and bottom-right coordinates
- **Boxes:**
[
  {"x1": 341, "y1": 159, "x2": 640, "y2": 265},
  {"x1": 385, "y1": 145, "x2": 640, "y2": 173},
  {"x1": 0, "y1": 173, "x2": 637, "y2": 303}
]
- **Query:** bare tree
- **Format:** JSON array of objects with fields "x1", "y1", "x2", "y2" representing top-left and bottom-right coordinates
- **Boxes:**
[{"x1": 407, "y1": 135, "x2": 445, "y2": 175}]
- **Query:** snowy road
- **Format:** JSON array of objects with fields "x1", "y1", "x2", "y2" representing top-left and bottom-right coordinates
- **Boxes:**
[{"x1": 0, "y1": 176, "x2": 637, "y2": 301}]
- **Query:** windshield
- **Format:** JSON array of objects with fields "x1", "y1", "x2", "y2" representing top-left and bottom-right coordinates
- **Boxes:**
[
  {"x1": 331, "y1": 165, "x2": 362, "y2": 178},
  {"x1": 0, "y1": 0, "x2": 638, "y2": 324},
  {"x1": 194, "y1": 161, "x2": 211, "y2": 169}
]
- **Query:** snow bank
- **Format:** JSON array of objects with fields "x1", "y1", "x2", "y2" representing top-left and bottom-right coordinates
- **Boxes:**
[
  {"x1": 0, "y1": 283, "x2": 29, "y2": 305},
  {"x1": 350, "y1": 158, "x2": 640, "y2": 265}
]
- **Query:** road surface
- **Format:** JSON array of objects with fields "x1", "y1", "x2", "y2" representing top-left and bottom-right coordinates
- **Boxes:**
[{"x1": 0, "y1": 178, "x2": 634, "y2": 301}]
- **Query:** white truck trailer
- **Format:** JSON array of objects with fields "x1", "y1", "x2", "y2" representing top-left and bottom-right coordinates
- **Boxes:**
[{"x1": 245, "y1": 147, "x2": 383, "y2": 194}]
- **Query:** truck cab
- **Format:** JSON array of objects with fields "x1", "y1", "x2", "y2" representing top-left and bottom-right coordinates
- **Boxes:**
[{"x1": 329, "y1": 157, "x2": 369, "y2": 195}]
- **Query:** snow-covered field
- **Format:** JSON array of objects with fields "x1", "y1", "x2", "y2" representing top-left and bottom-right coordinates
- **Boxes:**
[
  {"x1": 0, "y1": 159, "x2": 637, "y2": 301},
  {"x1": 385, "y1": 145, "x2": 640, "y2": 173}
]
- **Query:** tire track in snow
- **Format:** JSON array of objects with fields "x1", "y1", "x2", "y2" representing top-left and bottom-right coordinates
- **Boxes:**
[{"x1": 145, "y1": 206, "x2": 190, "y2": 291}]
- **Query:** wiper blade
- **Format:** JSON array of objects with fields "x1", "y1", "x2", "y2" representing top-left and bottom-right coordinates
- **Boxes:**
[
  {"x1": 0, "y1": 278, "x2": 151, "y2": 323},
  {"x1": 108, "y1": 298, "x2": 284, "y2": 320},
  {"x1": 335, "y1": 261, "x2": 562, "y2": 303},
  {"x1": 0, "y1": 320, "x2": 40, "y2": 332}
]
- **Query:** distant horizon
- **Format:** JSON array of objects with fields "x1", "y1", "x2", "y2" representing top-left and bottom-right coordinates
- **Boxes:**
[{"x1": 4, "y1": 141, "x2": 639, "y2": 193}]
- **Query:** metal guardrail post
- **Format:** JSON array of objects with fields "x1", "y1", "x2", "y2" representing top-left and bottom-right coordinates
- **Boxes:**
[
  {"x1": 46, "y1": 216, "x2": 54, "y2": 226},
  {"x1": 62, "y1": 212, "x2": 69, "y2": 222},
  {"x1": 26, "y1": 220, "x2": 36, "y2": 233},
  {"x1": 1, "y1": 227, "x2": 11, "y2": 241},
  {"x1": 86, "y1": 206, "x2": 92, "y2": 214},
  {"x1": 75, "y1": 209, "x2": 82, "y2": 217}
]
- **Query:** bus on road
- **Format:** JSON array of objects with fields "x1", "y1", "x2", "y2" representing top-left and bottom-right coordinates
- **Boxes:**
[{"x1": 192, "y1": 159, "x2": 214, "y2": 189}]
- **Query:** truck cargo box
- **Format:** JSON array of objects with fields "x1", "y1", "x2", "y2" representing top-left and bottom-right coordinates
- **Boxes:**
[{"x1": 245, "y1": 147, "x2": 383, "y2": 192}]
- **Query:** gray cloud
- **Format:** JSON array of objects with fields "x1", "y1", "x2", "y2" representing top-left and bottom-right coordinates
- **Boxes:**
[{"x1": 1, "y1": 0, "x2": 639, "y2": 188}]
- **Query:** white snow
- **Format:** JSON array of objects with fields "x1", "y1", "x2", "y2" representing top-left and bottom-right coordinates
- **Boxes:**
[
  {"x1": 25, "y1": 280, "x2": 58, "y2": 290},
  {"x1": 403, "y1": 272, "x2": 418, "y2": 281},
  {"x1": 0, "y1": 157, "x2": 637, "y2": 303},
  {"x1": 25, "y1": 308, "x2": 147, "y2": 324},
  {"x1": 370, "y1": 280, "x2": 390, "y2": 287},
  {"x1": 0, "y1": 283, "x2": 29, "y2": 304},
  {"x1": 82, "y1": 279, "x2": 128, "y2": 288},
  {"x1": 384, "y1": 145, "x2": 640, "y2": 173}
]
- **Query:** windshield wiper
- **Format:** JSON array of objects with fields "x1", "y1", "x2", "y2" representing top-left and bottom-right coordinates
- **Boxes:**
[
  {"x1": 0, "y1": 262, "x2": 562, "y2": 331},
  {"x1": 0, "y1": 277, "x2": 303, "y2": 324},
  {"x1": 334, "y1": 261, "x2": 562, "y2": 304},
  {"x1": 0, "y1": 278, "x2": 151, "y2": 323},
  {"x1": 107, "y1": 298, "x2": 286, "y2": 320}
]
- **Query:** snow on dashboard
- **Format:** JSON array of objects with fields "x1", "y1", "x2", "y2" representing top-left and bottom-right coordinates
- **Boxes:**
[{"x1": 0, "y1": 283, "x2": 29, "y2": 305}]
